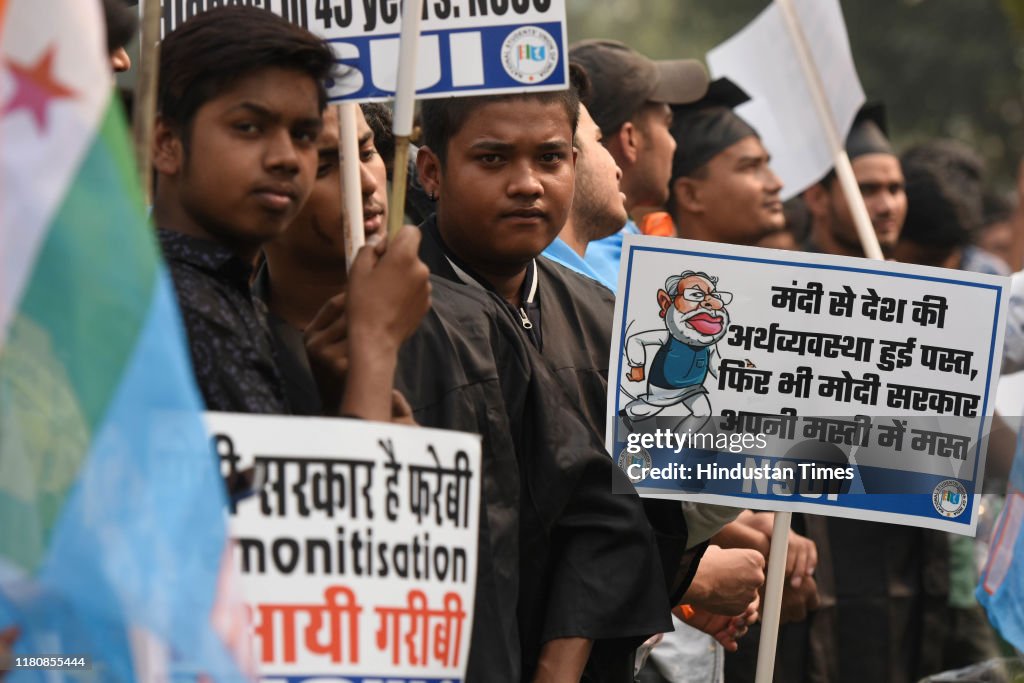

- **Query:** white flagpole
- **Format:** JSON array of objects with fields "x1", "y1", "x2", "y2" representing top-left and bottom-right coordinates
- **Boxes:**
[
  {"x1": 386, "y1": 0, "x2": 425, "y2": 239},
  {"x1": 338, "y1": 103, "x2": 365, "y2": 271},
  {"x1": 776, "y1": 0, "x2": 884, "y2": 262},
  {"x1": 129, "y1": 626, "x2": 169, "y2": 682},
  {"x1": 133, "y1": 0, "x2": 162, "y2": 206},
  {"x1": 754, "y1": 511, "x2": 793, "y2": 683}
]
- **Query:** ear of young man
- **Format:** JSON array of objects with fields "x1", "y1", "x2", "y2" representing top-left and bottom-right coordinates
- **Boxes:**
[
  {"x1": 415, "y1": 145, "x2": 443, "y2": 198},
  {"x1": 671, "y1": 175, "x2": 705, "y2": 215},
  {"x1": 608, "y1": 121, "x2": 641, "y2": 167},
  {"x1": 152, "y1": 117, "x2": 185, "y2": 177}
]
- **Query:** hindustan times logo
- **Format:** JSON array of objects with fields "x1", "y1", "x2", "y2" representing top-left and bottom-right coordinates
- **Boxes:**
[{"x1": 625, "y1": 428, "x2": 768, "y2": 455}]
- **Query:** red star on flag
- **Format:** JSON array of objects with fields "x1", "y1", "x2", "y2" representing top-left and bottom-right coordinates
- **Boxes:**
[{"x1": 3, "y1": 45, "x2": 76, "y2": 132}]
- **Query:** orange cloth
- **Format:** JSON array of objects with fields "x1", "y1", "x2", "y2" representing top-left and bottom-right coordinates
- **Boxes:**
[{"x1": 639, "y1": 211, "x2": 676, "y2": 237}]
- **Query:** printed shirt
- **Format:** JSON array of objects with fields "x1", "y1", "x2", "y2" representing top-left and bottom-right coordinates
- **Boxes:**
[{"x1": 158, "y1": 229, "x2": 289, "y2": 414}]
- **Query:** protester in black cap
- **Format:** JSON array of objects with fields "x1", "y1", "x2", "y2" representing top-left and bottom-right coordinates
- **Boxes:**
[
  {"x1": 664, "y1": 78, "x2": 785, "y2": 246},
  {"x1": 802, "y1": 104, "x2": 907, "y2": 258},
  {"x1": 568, "y1": 39, "x2": 708, "y2": 291}
]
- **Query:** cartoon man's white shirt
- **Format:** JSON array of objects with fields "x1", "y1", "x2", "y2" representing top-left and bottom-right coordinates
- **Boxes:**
[{"x1": 625, "y1": 329, "x2": 722, "y2": 381}]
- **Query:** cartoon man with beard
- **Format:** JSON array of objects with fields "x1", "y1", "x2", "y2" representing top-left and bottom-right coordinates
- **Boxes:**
[{"x1": 623, "y1": 270, "x2": 732, "y2": 428}]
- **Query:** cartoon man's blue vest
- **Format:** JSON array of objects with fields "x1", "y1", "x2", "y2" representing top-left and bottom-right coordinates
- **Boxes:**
[{"x1": 649, "y1": 337, "x2": 710, "y2": 390}]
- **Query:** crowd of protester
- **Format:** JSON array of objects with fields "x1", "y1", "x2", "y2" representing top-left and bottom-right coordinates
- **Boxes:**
[{"x1": 43, "y1": 1, "x2": 1022, "y2": 681}]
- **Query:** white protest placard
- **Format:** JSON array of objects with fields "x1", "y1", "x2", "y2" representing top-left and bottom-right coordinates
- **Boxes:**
[
  {"x1": 206, "y1": 412, "x2": 481, "y2": 683},
  {"x1": 605, "y1": 235, "x2": 1009, "y2": 536},
  {"x1": 157, "y1": 0, "x2": 568, "y2": 102},
  {"x1": 706, "y1": 0, "x2": 864, "y2": 200}
]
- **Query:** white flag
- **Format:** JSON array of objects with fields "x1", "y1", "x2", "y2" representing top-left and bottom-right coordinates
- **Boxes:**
[{"x1": 707, "y1": 0, "x2": 865, "y2": 199}]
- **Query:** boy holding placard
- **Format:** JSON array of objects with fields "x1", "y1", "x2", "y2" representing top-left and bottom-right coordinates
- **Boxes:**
[
  {"x1": 260, "y1": 103, "x2": 673, "y2": 682},
  {"x1": 152, "y1": 7, "x2": 428, "y2": 421},
  {"x1": 413, "y1": 82, "x2": 765, "y2": 681}
]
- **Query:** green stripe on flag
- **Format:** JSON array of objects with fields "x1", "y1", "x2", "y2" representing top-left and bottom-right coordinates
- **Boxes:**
[
  {"x1": 0, "y1": 99, "x2": 159, "y2": 571},
  {"x1": 0, "y1": 315, "x2": 89, "y2": 572},
  {"x1": 16, "y1": 99, "x2": 157, "y2": 431}
]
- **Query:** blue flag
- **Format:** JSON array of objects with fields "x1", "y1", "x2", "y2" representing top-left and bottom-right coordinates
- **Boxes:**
[
  {"x1": 0, "y1": 0, "x2": 245, "y2": 679},
  {"x1": 977, "y1": 430, "x2": 1024, "y2": 651}
]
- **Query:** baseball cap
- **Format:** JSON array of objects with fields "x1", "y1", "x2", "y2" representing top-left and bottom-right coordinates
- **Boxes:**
[{"x1": 569, "y1": 39, "x2": 709, "y2": 136}]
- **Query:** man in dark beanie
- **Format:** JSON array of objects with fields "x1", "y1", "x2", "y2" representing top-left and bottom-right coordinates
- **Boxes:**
[{"x1": 802, "y1": 104, "x2": 907, "y2": 258}]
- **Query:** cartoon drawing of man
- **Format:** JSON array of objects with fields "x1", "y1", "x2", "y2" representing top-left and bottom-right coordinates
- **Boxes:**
[{"x1": 622, "y1": 270, "x2": 731, "y2": 428}]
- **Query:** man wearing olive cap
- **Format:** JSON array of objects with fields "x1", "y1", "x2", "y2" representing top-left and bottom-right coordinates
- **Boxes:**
[{"x1": 569, "y1": 40, "x2": 708, "y2": 290}]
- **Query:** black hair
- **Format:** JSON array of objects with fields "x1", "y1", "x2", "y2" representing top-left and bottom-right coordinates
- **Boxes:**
[
  {"x1": 783, "y1": 196, "x2": 813, "y2": 244},
  {"x1": 568, "y1": 62, "x2": 591, "y2": 107},
  {"x1": 102, "y1": 0, "x2": 136, "y2": 55},
  {"x1": 158, "y1": 6, "x2": 336, "y2": 147},
  {"x1": 901, "y1": 162, "x2": 973, "y2": 249},
  {"x1": 902, "y1": 139, "x2": 985, "y2": 184},
  {"x1": 818, "y1": 168, "x2": 838, "y2": 189},
  {"x1": 419, "y1": 88, "x2": 580, "y2": 168},
  {"x1": 665, "y1": 160, "x2": 708, "y2": 224},
  {"x1": 901, "y1": 139, "x2": 985, "y2": 233},
  {"x1": 982, "y1": 191, "x2": 1013, "y2": 228}
]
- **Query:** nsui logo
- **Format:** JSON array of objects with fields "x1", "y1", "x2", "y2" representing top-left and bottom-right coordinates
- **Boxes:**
[
  {"x1": 501, "y1": 26, "x2": 559, "y2": 84},
  {"x1": 932, "y1": 479, "x2": 968, "y2": 518},
  {"x1": 617, "y1": 446, "x2": 651, "y2": 483}
]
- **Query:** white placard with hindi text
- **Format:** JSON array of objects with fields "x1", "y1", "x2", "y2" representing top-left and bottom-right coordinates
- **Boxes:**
[
  {"x1": 606, "y1": 235, "x2": 1008, "y2": 536},
  {"x1": 206, "y1": 412, "x2": 481, "y2": 683}
]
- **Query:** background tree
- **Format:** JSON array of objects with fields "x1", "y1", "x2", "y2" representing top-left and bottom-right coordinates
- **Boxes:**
[{"x1": 568, "y1": 0, "x2": 1024, "y2": 193}]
